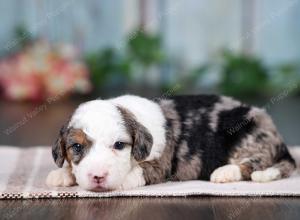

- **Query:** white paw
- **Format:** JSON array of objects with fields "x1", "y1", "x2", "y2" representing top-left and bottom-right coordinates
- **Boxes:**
[
  {"x1": 46, "y1": 168, "x2": 76, "y2": 187},
  {"x1": 210, "y1": 165, "x2": 242, "y2": 183},
  {"x1": 251, "y1": 168, "x2": 280, "y2": 182},
  {"x1": 118, "y1": 166, "x2": 145, "y2": 190}
]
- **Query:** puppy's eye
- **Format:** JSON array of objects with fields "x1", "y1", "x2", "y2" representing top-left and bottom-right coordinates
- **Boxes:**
[
  {"x1": 72, "y1": 143, "x2": 83, "y2": 153},
  {"x1": 113, "y1": 141, "x2": 126, "y2": 150}
]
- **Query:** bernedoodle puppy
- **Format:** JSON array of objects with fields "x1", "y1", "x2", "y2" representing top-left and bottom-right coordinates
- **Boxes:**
[{"x1": 46, "y1": 95, "x2": 296, "y2": 191}]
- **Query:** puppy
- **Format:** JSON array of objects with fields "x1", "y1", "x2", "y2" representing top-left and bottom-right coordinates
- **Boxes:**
[{"x1": 46, "y1": 95, "x2": 296, "y2": 191}]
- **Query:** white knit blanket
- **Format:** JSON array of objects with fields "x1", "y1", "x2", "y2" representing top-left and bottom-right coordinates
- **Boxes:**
[{"x1": 1, "y1": 146, "x2": 300, "y2": 199}]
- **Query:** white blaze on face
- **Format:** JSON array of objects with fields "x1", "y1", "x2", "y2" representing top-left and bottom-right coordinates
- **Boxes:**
[
  {"x1": 68, "y1": 100, "x2": 134, "y2": 191},
  {"x1": 72, "y1": 144, "x2": 132, "y2": 191}
]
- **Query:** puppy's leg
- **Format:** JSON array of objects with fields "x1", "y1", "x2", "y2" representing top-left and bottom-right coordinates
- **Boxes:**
[
  {"x1": 119, "y1": 166, "x2": 146, "y2": 190},
  {"x1": 209, "y1": 157, "x2": 281, "y2": 183},
  {"x1": 46, "y1": 166, "x2": 76, "y2": 187},
  {"x1": 211, "y1": 107, "x2": 296, "y2": 183},
  {"x1": 211, "y1": 147, "x2": 296, "y2": 183},
  {"x1": 119, "y1": 141, "x2": 172, "y2": 189},
  {"x1": 119, "y1": 158, "x2": 169, "y2": 190},
  {"x1": 211, "y1": 150, "x2": 296, "y2": 183},
  {"x1": 251, "y1": 159, "x2": 296, "y2": 182}
]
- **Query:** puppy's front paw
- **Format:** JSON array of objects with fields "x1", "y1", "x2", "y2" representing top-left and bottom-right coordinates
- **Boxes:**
[
  {"x1": 118, "y1": 166, "x2": 145, "y2": 190},
  {"x1": 46, "y1": 168, "x2": 76, "y2": 187},
  {"x1": 210, "y1": 164, "x2": 242, "y2": 183}
]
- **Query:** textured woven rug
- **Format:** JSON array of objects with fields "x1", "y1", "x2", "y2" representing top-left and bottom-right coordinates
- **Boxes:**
[{"x1": 1, "y1": 146, "x2": 300, "y2": 199}]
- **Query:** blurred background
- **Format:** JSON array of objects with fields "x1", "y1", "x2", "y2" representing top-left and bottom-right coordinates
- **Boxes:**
[{"x1": 0, "y1": 0, "x2": 300, "y2": 147}]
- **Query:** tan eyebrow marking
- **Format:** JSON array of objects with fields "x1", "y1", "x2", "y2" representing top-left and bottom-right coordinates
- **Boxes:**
[{"x1": 65, "y1": 128, "x2": 93, "y2": 165}]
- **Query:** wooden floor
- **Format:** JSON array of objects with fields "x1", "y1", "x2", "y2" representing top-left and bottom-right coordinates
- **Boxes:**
[
  {"x1": 1, "y1": 98, "x2": 300, "y2": 220},
  {"x1": 0, "y1": 197, "x2": 300, "y2": 220}
]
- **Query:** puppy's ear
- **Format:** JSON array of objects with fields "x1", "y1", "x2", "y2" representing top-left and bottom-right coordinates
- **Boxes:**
[
  {"x1": 132, "y1": 123, "x2": 153, "y2": 161},
  {"x1": 117, "y1": 106, "x2": 153, "y2": 161},
  {"x1": 52, "y1": 122, "x2": 69, "y2": 167}
]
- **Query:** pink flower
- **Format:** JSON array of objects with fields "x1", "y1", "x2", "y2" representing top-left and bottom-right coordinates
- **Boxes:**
[{"x1": 0, "y1": 40, "x2": 91, "y2": 101}]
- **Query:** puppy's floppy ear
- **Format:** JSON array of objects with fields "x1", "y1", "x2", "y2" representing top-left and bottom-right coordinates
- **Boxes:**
[
  {"x1": 117, "y1": 106, "x2": 153, "y2": 161},
  {"x1": 52, "y1": 122, "x2": 69, "y2": 167},
  {"x1": 132, "y1": 122, "x2": 153, "y2": 161}
]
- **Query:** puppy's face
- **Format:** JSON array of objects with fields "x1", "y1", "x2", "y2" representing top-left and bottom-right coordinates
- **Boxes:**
[{"x1": 52, "y1": 100, "x2": 153, "y2": 191}]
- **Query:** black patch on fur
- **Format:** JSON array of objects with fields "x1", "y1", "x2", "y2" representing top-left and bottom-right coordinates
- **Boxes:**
[
  {"x1": 275, "y1": 143, "x2": 296, "y2": 167},
  {"x1": 163, "y1": 119, "x2": 174, "y2": 180},
  {"x1": 202, "y1": 106, "x2": 256, "y2": 179},
  {"x1": 161, "y1": 95, "x2": 258, "y2": 180},
  {"x1": 165, "y1": 95, "x2": 220, "y2": 178},
  {"x1": 255, "y1": 132, "x2": 269, "y2": 142}
]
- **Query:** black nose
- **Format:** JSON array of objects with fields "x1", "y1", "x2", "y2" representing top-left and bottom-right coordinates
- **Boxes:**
[{"x1": 93, "y1": 175, "x2": 105, "y2": 183}]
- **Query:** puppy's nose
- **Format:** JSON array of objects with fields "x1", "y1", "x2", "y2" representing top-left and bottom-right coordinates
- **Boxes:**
[
  {"x1": 93, "y1": 175, "x2": 105, "y2": 182},
  {"x1": 90, "y1": 172, "x2": 108, "y2": 184}
]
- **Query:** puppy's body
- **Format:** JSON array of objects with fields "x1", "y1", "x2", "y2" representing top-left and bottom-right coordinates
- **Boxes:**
[{"x1": 47, "y1": 95, "x2": 296, "y2": 191}]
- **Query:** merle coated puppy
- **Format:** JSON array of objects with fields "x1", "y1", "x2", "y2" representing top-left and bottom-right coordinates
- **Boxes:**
[{"x1": 46, "y1": 95, "x2": 296, "y2": 191}]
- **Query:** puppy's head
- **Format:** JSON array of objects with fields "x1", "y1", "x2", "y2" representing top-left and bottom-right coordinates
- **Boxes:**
[{"x1": 52, "y1": 100, "x2": 153, "y2": 191}]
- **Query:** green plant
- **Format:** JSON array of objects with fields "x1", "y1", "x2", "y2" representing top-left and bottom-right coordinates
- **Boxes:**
[
  {"x1": 185, "y1": 50, "x2": 300, "y2": 97},
  {"x1": 219, "y1": 50, "x2": 270, "y2": 97},
  {"x1": 84, "y1": 48, "x2": 132, "y2": 87},
  {"x1": 1, "y1": 24, "x2": 33, "y2": 56},
  {"x1": 127, "y1": 30, "x2": 165, "y2": 67},
  {"x1": 14, "y1": 24, "x2": 33, "y2": 48},
  {"x1": 85, "y1": 30, "x2": 166, "y2": 90},
  {"x1": 269, "y1": 63, "x2": 299, "y2": 92}
]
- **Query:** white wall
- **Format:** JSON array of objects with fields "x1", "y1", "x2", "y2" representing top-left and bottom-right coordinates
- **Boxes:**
[
  {"x1": 254, "y1": 0, "x2": 300, "y2": 65},
  {"x1": 0, "y1": 0, "x2": 299, "y2": 68},
  {"x1": 0, "y1": 0, "x2": 124, "y2": 54},
  {"x1": 162, "y1": 0, "x2": 242, "y2": 68}
]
